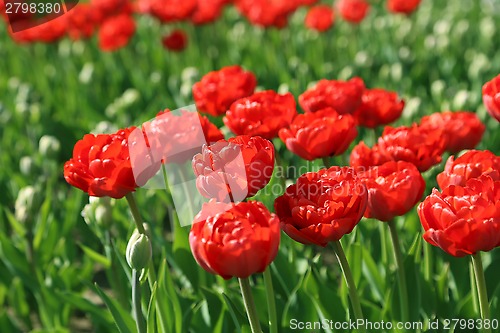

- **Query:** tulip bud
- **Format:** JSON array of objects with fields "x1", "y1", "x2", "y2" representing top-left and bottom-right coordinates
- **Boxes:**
[
  {"x1": 126, "y1": 230, "x2": 152, "y2": 270},
  {"x1": 39, "y1": 135, "x2": 61, "y2": 158},
  {"x1": 15, "y1": 186, "x2": 40, "y2": 224},
  {"x1": 81, "y1": 197, "x2": 114, "y2": 227},
  {"x1": 19, "y1": 156, "x2": 35, "y2": 176}
]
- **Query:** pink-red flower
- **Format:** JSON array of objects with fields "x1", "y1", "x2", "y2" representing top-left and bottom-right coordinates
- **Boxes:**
[
  {"x1": 482, "y1": 74, "x2": 500, "y2": 122},
  {"x1": 162, "y1": 29, "x2": 188, "y2": 52},
  {"x1": 353, "y1": 88, "x2": 405, "y2": 128},
  {"x1": 224, "y1": 90, "x2": 297, "y2": 139},
  {"x1": 304, "y1": 5, "x2": 335, "y2": 32},
  {"x1": 64, "y1": 127, "x2": 159, "y2": 199},
  {"x1": 193, "y1": 66, "x2": 257, "y2": 116},
  {"x1": 192, "y1": 136, "x2": 275, "y2": 202},
  {"x1": 358, "y1": 161, "x2": 425, "y2": 222},
  {"x1": 437, "y1": 150, "x2": 500, "y2": 190},
  {"x1": 418, "y1": 175, "x2": 500, "y2": 257},
  {"x1": 274, "y1": 167, "x2": 367, "y2": 247},
  {"x1": 419, "y1": 111, "x2": 485, "y2": 154},
  {"x1": 299, "y1": 77, "x2": 365, "y2": 114},
  {"x1": 142, "y1": 109, "x2": 224, "y2": 165},
  {"x1": 190, "y1": 200, "x2": 280, "y2": 279},
  {"x1": 98, "y1": 14, "x2": 136, "y2": 51},
  {"x1": 279, "y1": 108, "x2": 357, "y2": 161},
  {"x1": 337, "y1": 0, "x2": 370, "y2": 24},
  {"x1": 351, "y1": 124, "x2": 446, "y2": 172},
  {"x1": 387, "y1": 0, "x2": 421, "y2": 15}
]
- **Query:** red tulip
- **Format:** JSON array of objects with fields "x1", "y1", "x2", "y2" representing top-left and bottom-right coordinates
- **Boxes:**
[
  {"x1": 418, "y1": 175, "x2": 500, "y2": 257},
  {"x1": 143, "y1": 109, "x2": 224, "y2": 165},
  {"x1": 64, "y1": 127, "x2": 160, "y2": 199},
  {"x1": 299, "y1": 77, "x2": 365, "y2": 114},
  {"x1": 279, "y1": 108, "x2": 357, "y2": 161},
  {"x1": 190, "y1": 200, "x2": 280, "y2": 279},
  {"x1": 193, "y1": 65, "x2": 257, "y2": 116},
  {"x1": 98, "y1": 14, "x2": 135, "y2": 51},
  {"x1": 419, "y1": 111, "x2": 485, "y2": 153},
  {"x1": 351, "y1": 124, "x2": 446, "y2": 172},
  {"x1": 353, "y1": 88, "x2": 405, "y2": 128},
  {"x1": 224, "y1": 90, "x2": 297, "y2": 139},
  {"x1": 65, "y1": 4, "x2": 98, "y2": 40},
  {"x1": 387, "y1": 0, "x2": 421, "y2": 15},
  {"x1": 437, "y1": 150, "x2": 500, "y2": 190},
  {"x1": 274, "y1": 166, "x2": 367, "y2": 247},
  {"x1": 235, "y1": 0, "x2": 299, "y2": 28},
  {"x1": 482, "y1": 74, "x2": 500, "y2": 122},
  {"x1": 337, "y1": 0, "x2": 370, "y2": 24},
  {"x1": 190, "y1": 0, "x2": 226, "y2": 25},
  {"x1": 146, "y1": 0, "x2": 197, "y2": 22},
  {"x1": 358, "y1": 161, "x2": 425, "y2": 222},
  {"x1": 192, "y1": 136, "x2": 275, "y2": 202},
  {"x1": 162, "y1": 29, "x2": 188, "y2": 52},
  {"x1": 304, "y1": 5, "x2": 335, "y2": 32}
]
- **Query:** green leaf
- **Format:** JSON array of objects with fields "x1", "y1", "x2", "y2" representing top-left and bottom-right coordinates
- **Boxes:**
[
  {"x1": 93, "y1": 283, "x2": 135, "y2": 333},
  {"x1": 79, "y1": 243, "x2": 111, "y2": 267}
]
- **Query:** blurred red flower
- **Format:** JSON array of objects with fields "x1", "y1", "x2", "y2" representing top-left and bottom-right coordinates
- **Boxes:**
[
  {"x1": 235, "y1": 0, "x2": 299, "y2": 28},
  {"x1": 145, "y1": 0, "x2": 197, "y2": 22},
  {"x1": 482, "y1": 74, "x2": 500, "y2": 122},
  {"x1": 419, "y1": 111, "x2": 485, "y2": 153},
  {"x1": 91, "y1": 0, "x2": 133, "y2": 23},
  {"x1": 358, "y1": 161, "x2": 425, "y2": 222},
  {"x1": 337, "y1": 0, "x2": 370, "y2": 24},
  {"x1": 351, "y1": 124, "x2": 446, "y2": 172},
  {"x1": 190, "y1": 0, "x2": 226, "y2": 25},
  {"x1": 279, "y1": 108, "x2": 357, "y2": 161},
  {"x1": 143, "y1": 109, "x2": 224, "y2": 165},
  {"x1": 9, "y1": 15, "x2": 67, "y2": 43},
  {"x1": 64, "y1": 127, "x2": 159, "y2": 199},
  {"x1": 274, "y1": 167, "x2": 367, "y2": 247},
  {"x1": 224, "y1": 90, "x2": 297, "y2": 139},
  {"x1": 192, "y1": 136, "x2": 275, "y2": 202},
  {"x1": 193, "y1": 66, "x2": 257, "y2": 116},
  {"x1": 162, "y1": 29, "x2": 188, "y2": 52},
  {"x1": 190, "y1": 200, "x2": 280, "y2": 279},
  {"x1": 353, "y1": 88, "x2": 404, "y2": 128},
  {"x1": 98, "y1": 14, "x2": 136, "y2": 51},
  {"x1": 387, "y1": 0, "x2": 421, "y2": 15},
  {"x1": 418, "y1": 175, "x2": 500, "y2": 257},
  {"x1": 299, "y1": 77, "x2": 365, "y2": 114},
  {"x1": 304, "y1": 5, "x2": 335, "y2": 32},
  {"x1": 437, "y1": 150, "x2": 500, "y2": 190},
  {"x1": 65, "y1": 4, "x2": 98, "y2": 40}
]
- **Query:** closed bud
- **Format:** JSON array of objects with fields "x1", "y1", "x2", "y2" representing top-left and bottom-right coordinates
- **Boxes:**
[
  {"x1": 126, "y1": 230, "x2": 152, "y2": 270},
  {"x1": 19, "y1": 156, "x2": 35, "y2": 176},
  {"x1": 15, "y1": 186, "x2": 40, "y2": 224},
  {"x1": 81, "y1": 197, "x2": 114, "y2": 227},
  {"x1": 39, "y1": 135, "x2": 61, "y2": 158}
]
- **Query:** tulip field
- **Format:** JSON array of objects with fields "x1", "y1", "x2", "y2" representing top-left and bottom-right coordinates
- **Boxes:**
[{"x1": 1, "y1": 0, "x2": 500, "y2": 332}]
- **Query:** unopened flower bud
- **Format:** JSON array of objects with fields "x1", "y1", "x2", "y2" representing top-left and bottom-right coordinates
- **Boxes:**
[
  {"x1": 19, "y1": 156, "x2": 35, "y2": 176},
  {"x1": 15, "y1": 186, "x2": 39, "y2": 224},
  {"x1": 126, "y1": 230, "x2": 152, "y2": 270},
  {"x1": 39, "y1": 135, "x2": 60, "y2": 158},
  {"x1": 81, "y1": 197, "x2": 114, "y2": 227}
]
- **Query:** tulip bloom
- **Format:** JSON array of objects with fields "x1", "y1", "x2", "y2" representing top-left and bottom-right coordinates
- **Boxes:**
[
  {"x1": 192, "y1": 136, "x2": 275, "y2": 202},
  {"x1": 437, "y1": 150, "x2": 500, "y2": 190},
  {"x1": 299, "y1": 77, "x2": 365, "y2": 114},
  {"x1": 353, "y1": 88, "x2": 405, "y2": 128},
  {"x1": 64, "y1": 127, "x2": 160, "y2": 199},
  {"x1": 419, "y1": 111, "x2": 485, "y2": 153},
  {"x1": 387, "y1": 0, "x2": 421, "y2": 15},
  {"x1": 189, "y1": 200, "x2": 280, "y2": 279},
  {"x1": 337, "y1": 0, "x2": 370, "y2": 24},
  {"x1": 224, "y1": 90, "x2": 297, "y2": 139},
  {"x1": 304, "y1": 5, "x2": 335, "y2": 32},
  {"x1": 418, "y1": 175, "x2": 500, "y2": 257},
  {"x1": 482, "y1": 73, "x2": 500, "y2": 122},
  {"x1": 358, "y1": 161, "x2": 425, "y2": 222},
  {"x1": 351, "y1": 124, "x2": 446, "y2": 172},
  {"x1": 274, "y1": 167, "x2": 367, "y2": 247},
  {"x1": 279, "y1": 108, "x2": 357, "y2": 161},
  {"x1": 162, "y1": 29, "x2": 188, "y2": 52},
  {"x1": 193, "y1": 66, "x2": 257, "y2": 116},
  {"x1": 98, "y1": 14, "x2": 136, "y2": 51}
]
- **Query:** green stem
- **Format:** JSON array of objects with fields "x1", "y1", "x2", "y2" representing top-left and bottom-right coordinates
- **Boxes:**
[
  {"x1": 472, "y1": 253, "x2": 491, "y2": 333},
  {"x1": 263, "y1": 268, "x2": 278, "y2": 333},
  {"x1": 125, "y1": 193, "x2": 146, "y2": 234},
  {"x1": 132, "y1": 269, "x2": 147, "y2": 333},
  {"x1": 332, "y1": 241, "x2": 365, "y2": 329},
  {"x1": 387, "y1": 220, "x2": 409, "y2": 322},
  {"x1": 238, "y1": 278, "x2": 263, "y2": 333},
  {"x1": 322, "y1": 157, "x2": 331, "y2": 168},
  {"x1": 424, "y1": 242, "x2": 433, "y2": 281}
]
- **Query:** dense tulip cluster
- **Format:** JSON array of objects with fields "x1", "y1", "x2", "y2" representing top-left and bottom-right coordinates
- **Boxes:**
[{"x1": 1, "y1": 0, "x2": 423, "y2": 51}]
